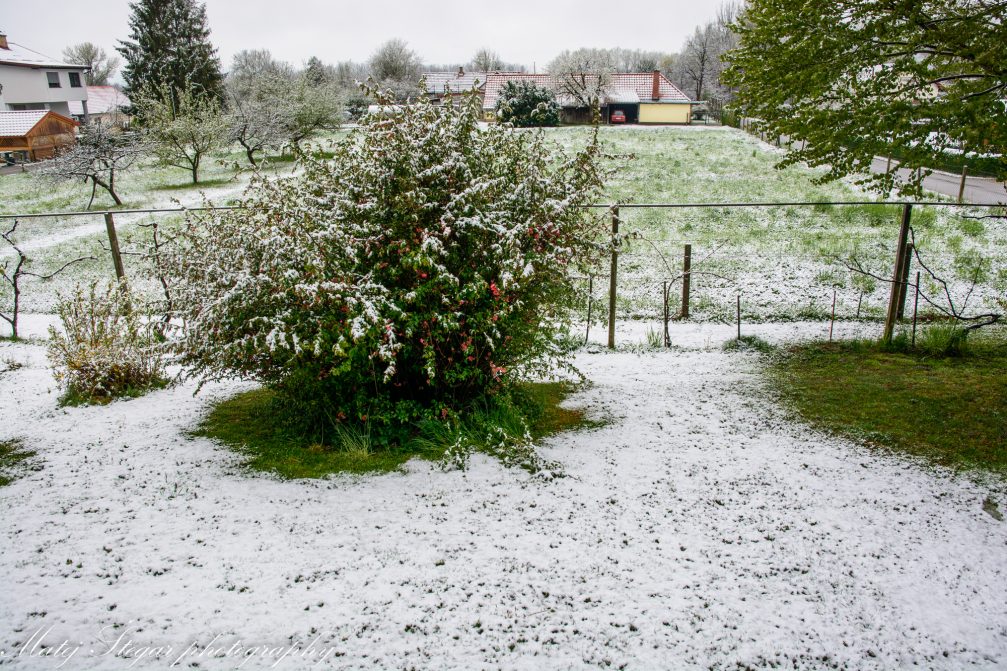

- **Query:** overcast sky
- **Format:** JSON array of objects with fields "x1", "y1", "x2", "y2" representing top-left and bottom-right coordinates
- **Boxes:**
[{"x1": 3, "y1": 0, "x2": 721, "y2": 77}]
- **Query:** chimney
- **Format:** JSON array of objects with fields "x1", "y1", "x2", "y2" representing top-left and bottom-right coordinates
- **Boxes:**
[
  {"x1": 0, "y1": 32, "x2": 8, "y2": 50},
  {"x1": 651, "y1": 69, "x2": 661, "y2": 101},
  {"x1": 457, "y1": 66, "x2": 464, "y2": 78}
]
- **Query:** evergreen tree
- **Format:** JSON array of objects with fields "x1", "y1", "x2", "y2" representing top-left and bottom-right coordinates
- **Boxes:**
[
  {"x1": 303, "y1": 57, "x2": 330, "y2": 87},
  {"x1": 117, "y1": 0, "x2": 224, "y2": 103}
]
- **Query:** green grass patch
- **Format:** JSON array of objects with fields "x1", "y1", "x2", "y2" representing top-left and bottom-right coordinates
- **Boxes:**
[
  {"x1": 151, "y1": 177, "x2": 235, "y2": 191},
  {"x1": 770, "y1": 337, "x2": 1007, "y2": 472},
  {"x1": 194, "y1": 381, "x2": 598, "y2": 479},
  {"x1": 265, "y1": 150, "x2": 337, "y2": 163},
  {"x1": 515, "y1": 381, "x2": 607, "y2": 439},
  {"x1": 59, "y1": 378, "x2": 170, "y2": 407},
  {"x1": 0, "y1": 438, "x2": 37, "y2": 487}
]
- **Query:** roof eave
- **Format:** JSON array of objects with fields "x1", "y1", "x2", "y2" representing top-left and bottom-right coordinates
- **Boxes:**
[{"x1": 0, "y1": 60, "x2": 87, "y2": 70}]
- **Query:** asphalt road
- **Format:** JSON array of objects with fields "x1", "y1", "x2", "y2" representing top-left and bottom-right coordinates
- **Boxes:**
[
  {"x1": 868, "y1": 156, "x2": 1007, "y2": 205},
  {"x1": 766, "y1": 128, "x2": 1006, "y2": 206}
]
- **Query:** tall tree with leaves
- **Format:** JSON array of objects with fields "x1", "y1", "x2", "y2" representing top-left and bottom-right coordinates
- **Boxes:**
[
  {"x1": 62, "y1": 43, "x2": 121, "y2": 86},
  {"x1": 724, "y1": 0, "x2": 1007, "y2": 195},
  {"x1": 117, "y1": 0, "x2": 224, "y2": 103},
  {"x1": 138, "y1": 82, "x2": 227, "y2": 183}
]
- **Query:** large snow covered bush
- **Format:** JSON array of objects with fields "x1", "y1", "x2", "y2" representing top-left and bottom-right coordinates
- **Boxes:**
[{"x1": 170, "y1": 91, "x2": 604, "y2": 444}]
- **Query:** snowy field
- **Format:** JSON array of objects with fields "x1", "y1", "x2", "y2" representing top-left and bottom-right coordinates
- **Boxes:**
[
  {"x1": 2, "y1": 323, "x2": 1006, "y2": 670},
  {"x1": 2, "y1": 126, "x2": 1006, "y2": 669},
  {"x1": 3, "y1": 126, "x2": 1004, "y2": 322}
]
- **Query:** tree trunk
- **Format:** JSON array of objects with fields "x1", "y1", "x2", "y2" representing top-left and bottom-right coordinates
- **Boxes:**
[
  {"x1": 191, "y1": 156, "x2": 200, "y2": 184},
  {"x1": 92, "y1": 177, "x2": 123, "y2": 207},
  {"x1": 8, "y1": 254, "x2": 25, "y2": 339},
  {"x1": 238, "y1": 138, "x2": 258, "y2": 167},
  {"x1": 108, "y1": 169, "x2": 122, "y2": 206},
  {"x1": 87, "y1": 178, "x2": 99, "y2": 211}
]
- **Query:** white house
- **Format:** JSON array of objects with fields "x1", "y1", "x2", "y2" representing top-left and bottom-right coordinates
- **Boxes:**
[{"x1": 0, "y1": 31, "x2": 89, "y2": 120}]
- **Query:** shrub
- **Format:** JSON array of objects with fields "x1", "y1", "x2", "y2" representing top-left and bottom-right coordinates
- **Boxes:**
[
  {"x1": 917, "y1": 322, "x2": 971, "y2": 357},
  {"x1": 495, "y1": 80, "x2": 561, "y2": 127},
  {"x1": 169, "y1": 89, "x2": 605, "y2": 446},
  {"x1": 47, "y1": 282, "x2": 166, "y2": 402}
]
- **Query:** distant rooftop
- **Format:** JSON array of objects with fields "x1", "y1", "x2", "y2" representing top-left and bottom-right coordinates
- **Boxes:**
[
  {"x1": 481, "y1": 72, "x2": 692, "y2": 109},
  {"x1": 0, "y1": 36, "x2": 84, "y2": 69},
  {"x1": 422, "y1": 70, "x2": 493, "y2": 95},
  {"x1": 69, "y1": 86, "x2": 132, "y2": 116}
]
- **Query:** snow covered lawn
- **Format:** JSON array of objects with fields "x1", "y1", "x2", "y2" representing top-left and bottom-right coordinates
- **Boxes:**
[{"x1": 2, "y1": 324, "x2": 1005, "y2": 669}]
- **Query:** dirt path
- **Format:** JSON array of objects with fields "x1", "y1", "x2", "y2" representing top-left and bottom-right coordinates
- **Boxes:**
[{"x1": 1, "y1": 327, "x2": 1005, "y2": 669}]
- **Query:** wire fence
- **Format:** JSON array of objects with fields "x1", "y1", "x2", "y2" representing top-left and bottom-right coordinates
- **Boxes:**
[{"x1": 2, "y1": 200, "x2": 1005, "y2": 343}]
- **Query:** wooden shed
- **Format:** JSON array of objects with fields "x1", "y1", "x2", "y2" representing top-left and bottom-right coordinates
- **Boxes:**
[{"x1": 0, "y1": 110, "x2": 78, "y2": 162}]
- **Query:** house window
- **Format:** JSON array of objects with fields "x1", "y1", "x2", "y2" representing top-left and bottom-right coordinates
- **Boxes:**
[
  {"x1": 69, "y1": 72, "x2": 82, "y2": 88},
  {"x1": 47, "y1": 72, "x2": 61, "y2": 88}
]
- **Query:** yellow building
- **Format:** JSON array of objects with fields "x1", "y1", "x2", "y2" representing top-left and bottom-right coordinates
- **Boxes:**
[{"x1": 480, "y1": 71, "x2": 694, "y2": 125}]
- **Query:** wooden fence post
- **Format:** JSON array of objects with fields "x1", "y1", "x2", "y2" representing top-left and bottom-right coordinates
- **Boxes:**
[
  {"x1": 607, "y1": 206, "x2": 619, "y2": 349},
  {"x1": 584, "y1": 274, "x2": 593, "y2": 346},
  {"x1": 958, "y1": 165, "x2": 969, "y2": 203},
  {"x1": 662, "y1": 281, "x2": 671, "y2": 347},
  {"x1": 680, "y1": 243, "x2": 692, "y2": 319},
  {"x1": 104, "y1": 211, "x2": 126, "y2": 281},
  {"x1": 883, "y1": 204, "x2": 912, "y2": 342},
  {"x1": 736, "y1": 295, "x2": 741, "y2": 340}
]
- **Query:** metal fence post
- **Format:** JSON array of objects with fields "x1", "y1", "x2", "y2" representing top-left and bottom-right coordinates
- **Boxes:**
[
  {"x1": 883, "y1": 204, "x2": 912, "y2": 342},
  {"x1": 896, "y1": 243, "x2": 913, "y2": 320},
  {"x1": 607, "y1": 206, "x2": 619, "y2": 349},
  {"x1": 104, "y1": 211, "x2": 126, "y2": 281},
  {"x1": 911, "y1": 271, "x2": 921, "y2": 347},
  {"x1": 681, "y1": 243, "x2": 692, "y2": 319}
]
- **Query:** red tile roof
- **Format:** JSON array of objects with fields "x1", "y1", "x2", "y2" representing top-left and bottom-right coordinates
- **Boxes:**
[
  {"x1": 0, "y1": 110, "x2": 77, "y2": 137},
  {"x1": 423, "y1": 71, "x2": 491, "y2": 95},
  {"x1": 482, "y1": 72, "x2": 691, "y2": 109},
  {"x1": 610, "y1": 73, "x2": 691, "y2": 104}
]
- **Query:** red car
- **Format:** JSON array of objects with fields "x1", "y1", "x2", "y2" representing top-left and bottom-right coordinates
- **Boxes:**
[{"x1": 610, "y1": 110, "x2": 627, "y2": 124}]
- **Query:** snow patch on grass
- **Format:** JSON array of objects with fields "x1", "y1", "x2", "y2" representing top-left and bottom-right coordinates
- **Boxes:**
[{"x1": 1, "y1": 325, "x2": 1005, "y2": 669}]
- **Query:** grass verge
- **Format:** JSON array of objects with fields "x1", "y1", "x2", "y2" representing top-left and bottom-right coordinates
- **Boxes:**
[
  {"x1": 59, "y1": 378, "x2": 170, "y2": 407},
  {"x1": 0, "y1": 439, "x2": 37, "y2": 487},
  {"x1": 770, "y1": 338, "x2": 1007, "y2": 472},
  {"x1": 194, "y1": 382, "x2": 599, "y2": 479}
]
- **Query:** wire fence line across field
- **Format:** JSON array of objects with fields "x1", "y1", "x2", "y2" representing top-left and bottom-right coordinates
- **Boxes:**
[{"x1": 2, "y1": 200, "x2": 1004, "y2": 345}]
